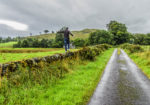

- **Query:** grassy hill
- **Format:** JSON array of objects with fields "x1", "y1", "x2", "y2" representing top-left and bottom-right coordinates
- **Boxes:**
[
  {"x1": 27, "y1": 29, "x2": 98, "y2": 40},
  {"x1": 0, "y1": 42, "x2": 17, "y2": 48}
]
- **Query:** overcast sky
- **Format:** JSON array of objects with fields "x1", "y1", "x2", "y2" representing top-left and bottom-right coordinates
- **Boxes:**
[{"x1": 0, "y1": 0, "x2": 150, "y2": 37}]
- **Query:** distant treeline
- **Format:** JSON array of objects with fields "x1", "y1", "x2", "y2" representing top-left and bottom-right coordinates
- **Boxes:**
[
  {"x1": 0, "y1": 37, "x2": 16, "y2": 43},
  {"x1": 13, "y1": 33, "x2": 65, "y2": 48},
  {"x1": 13, "y1": 38, "x2": 53, "y2": 48},
  {"x1": 13, "y1": 34, "x2": 87, "y2": 48},
  {"x1": 13, "y1": 20, "x2": 150, "y2": 48}
]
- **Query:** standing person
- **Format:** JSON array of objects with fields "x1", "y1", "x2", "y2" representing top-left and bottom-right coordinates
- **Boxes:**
[{"x1": 57, "y1": 27, "x2": 74, "y2": 52}]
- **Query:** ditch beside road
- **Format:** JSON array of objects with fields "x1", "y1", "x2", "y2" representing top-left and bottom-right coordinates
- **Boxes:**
[{"x1": 88, "y1": 49, "x2": 150, "y2": 105}]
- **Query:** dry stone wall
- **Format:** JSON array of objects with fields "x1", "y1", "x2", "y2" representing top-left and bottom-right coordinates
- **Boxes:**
[{"x1": 0, "y1": 44, "x2": 111, "y2": 77}]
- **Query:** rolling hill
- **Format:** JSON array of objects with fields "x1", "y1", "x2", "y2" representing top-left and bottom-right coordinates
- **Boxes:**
[{"x1": 27, "y1": 29, "x2": 99, "y2": 40}]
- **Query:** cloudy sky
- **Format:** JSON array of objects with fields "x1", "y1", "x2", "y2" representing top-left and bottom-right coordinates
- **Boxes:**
[{"x1": 0, "y1": 0, "x2": 150, "y2": 37}]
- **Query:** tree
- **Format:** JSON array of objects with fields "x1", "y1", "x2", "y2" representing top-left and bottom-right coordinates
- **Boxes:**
[
  {"x1": 107, "y1": 20, "x2": 127, "y2": 34},
  {"x1": 144, "y1": 35, "x2": 150, "y2": 45},
  {"x1": 107, "y1": 20, "x2": 129, "y2": 45},
  {"x1": 133, "y1": 33, "x2": 150, "y2": 45},
  {"x1": 44, "y1": 30, "x2": 49, "y2": 34},
  {"x1": 147, "y1": 33, "x2": 150, "y2": 37},
  {"x1": 54, "y1": 33, "x2": 64, "y2": 48},
  {"x1": 26, "y1": 38, "x2": 34, "y2": 47},
  {"x1": 133, "y1": 34, "x2": 145, "y2": 45},
  {"x1": 40, "y1": 39, "x2": 48, "y2": 48},
  {"x1": 88, "y1": 30, "x2": 114, "y2": 45},
  {"x1": 48, "y1": 39, "x2": 54, "y2": 48},
  {"x1": 21, "y1": 40, "x2": 29, "y2": 48},
  {"x1": 115, "y1": 31, "x2": 130, "y2": 44},
  {"x1": 5, "y1": 37, "x2": 12, "y2": 42},
  {"x1": 32, "y1": 39, "x2": 39, "y2": 48},
  {"x1": 0, "y1": 37, "x2": 2, "y2": 43}
]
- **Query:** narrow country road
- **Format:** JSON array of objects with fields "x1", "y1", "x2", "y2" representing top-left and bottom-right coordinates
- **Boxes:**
[{"x1": 88, "y1": 49, "x2": 150, "y2": 105}]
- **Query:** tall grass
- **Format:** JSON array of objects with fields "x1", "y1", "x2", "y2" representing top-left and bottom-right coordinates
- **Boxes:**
[
  {"x1": 142, "y1": 45, "x2": 150, "y2": 51},
  {"x1": 0, "y1": 48, "x2": 113, "y2": 105},
  {"x1": 124, "y1": 44, "x2": 150, "y2": 79},
  {"x1": 127, "y1": 51, "x2": 150, "y2": 78}
]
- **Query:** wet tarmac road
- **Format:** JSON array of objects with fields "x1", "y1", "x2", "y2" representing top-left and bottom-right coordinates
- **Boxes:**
[{"x1": 88, "y1": 49, "x2": 150, "y2": 105}]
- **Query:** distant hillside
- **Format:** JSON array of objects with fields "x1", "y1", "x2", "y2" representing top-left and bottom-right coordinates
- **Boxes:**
[
  {"x1": 0, "y1": 42, "x2": 17, "y2": 48},
  {"x1": 27, "y1": 29, "x2": 99, "y2": 40}
]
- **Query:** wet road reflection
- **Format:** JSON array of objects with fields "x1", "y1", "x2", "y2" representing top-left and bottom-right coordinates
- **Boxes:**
[{"x1": 88, "y1": 49, "x2": 150, "y2": 105}]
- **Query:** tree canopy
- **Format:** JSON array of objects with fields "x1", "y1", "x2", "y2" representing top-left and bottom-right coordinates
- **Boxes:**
[
  {"x1": 107, "y1": 20, "x2": 130, "y2": 45},
  {"x1": 88, "y1": 30, "x2": 114, "y2": 45}
]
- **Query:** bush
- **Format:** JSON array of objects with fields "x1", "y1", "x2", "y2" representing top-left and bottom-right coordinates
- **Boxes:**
[
  {"x1": 120, "y1": 43, "x2": 144, "y2": 53},
  {"x1": 73, "y1": 38, "x2": 86, "y2": 47},
  {"x1": 78, "y1": 44, "x2": 112, "y2": 61}
]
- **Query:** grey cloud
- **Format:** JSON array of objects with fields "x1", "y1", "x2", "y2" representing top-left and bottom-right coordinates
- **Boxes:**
[{"x1": 0, "y1": 0, "x2": 150, "y2": 37}]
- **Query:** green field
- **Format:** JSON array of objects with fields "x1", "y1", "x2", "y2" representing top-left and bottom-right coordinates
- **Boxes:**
[
  {"x1": 0, "y1": 48, "x2": 78, "y2": 63},
  {"x1": 0, "y1": 42, "x2": 17, "y2": 48},
  {"x1": 0, "y1": 48, "x2": 114, "y2": 105},
  {"x1": 0, "y1": 50, "x2": 63, "y2": 63},
  {"x1": 0, "y1": 48, "x2": 64, "y2": 53}
]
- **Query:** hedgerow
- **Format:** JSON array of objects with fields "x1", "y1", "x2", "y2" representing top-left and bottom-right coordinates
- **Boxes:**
[{"x1": 120, "y1": 43, "x2": 144, "y2": 53}]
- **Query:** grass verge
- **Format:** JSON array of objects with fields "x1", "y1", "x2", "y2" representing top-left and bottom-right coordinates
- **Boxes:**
[
  {"x1": 0, "y1": 48, "x2": 114, "y2": 105},
  {"x1": 126, "y1": 51, "x2": 150, "y2": 79}
]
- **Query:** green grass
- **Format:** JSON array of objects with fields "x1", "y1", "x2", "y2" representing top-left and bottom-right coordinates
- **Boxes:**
[
  {"x1": 0, "y1": 48, "x2": 62, "y2": 50},
  {"x1": 142, "y1": 45, "x2": 150, "y2": 51},
  {"x1": 0, "y1": 49, "x2": 78, "y2": 63},
  {"x1": 0, "y1": 48, "x2": 65, "y2": 53},
  {"x1": 0, "y1": 42, "x2": 17, "y2": 48},
  {"x1": 0, "y1": 48, "x2": 114, "y2": 105},
  {"x1": 126, "y1": 50, "x2": 150, "y2": 78}
]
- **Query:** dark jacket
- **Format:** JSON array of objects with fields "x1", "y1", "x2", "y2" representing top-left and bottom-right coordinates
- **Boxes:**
[{"x1": 58, "y1": 30, "x2": 73, "y2": 39}]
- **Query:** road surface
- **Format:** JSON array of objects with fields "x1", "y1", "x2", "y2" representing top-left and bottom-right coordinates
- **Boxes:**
[{"x1": 88, "y1": 49, "x2": 150, "y2": 105}]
